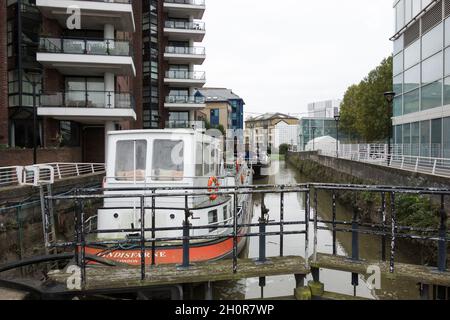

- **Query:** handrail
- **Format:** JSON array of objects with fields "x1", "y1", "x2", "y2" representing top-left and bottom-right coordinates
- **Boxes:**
[
  {"x1": 165, "y1": 70, "x2": 206, "y2": 80},
  {"x1": 40, "y1": 91, "x2": 134, "y2": 110},
  {"x1": 39, "y1": 37, "x2": 133, "y2": 56},
  {"x1": 165, "y1": 46, "x2": 205, "y2": 55},
  {"x1": 165, "y1": 20, "x2": 206, "y2": 31},
  {"x1": 165, "y1": 0, "x2": 206, "y2": 5},
  {"x1": 0, "y1": 163, "x2": 105, "y2": 189}
]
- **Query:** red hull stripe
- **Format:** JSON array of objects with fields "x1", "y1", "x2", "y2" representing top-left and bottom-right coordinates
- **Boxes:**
[{"x1": 85, "y1": 237, "x2": 245, "y2": 266}]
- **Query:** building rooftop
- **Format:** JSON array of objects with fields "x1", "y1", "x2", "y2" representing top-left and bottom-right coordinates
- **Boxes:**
[
  {"x1": 196, "y1": 88, "x2": 244, "y2": 103},
  {"x1": 246, "y1": 113, "x2": 299, "y2": 122}
]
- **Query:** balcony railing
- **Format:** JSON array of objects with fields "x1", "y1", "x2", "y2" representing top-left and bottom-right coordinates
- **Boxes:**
[
  {"x1": 165, "y1": 96, "x2": 206, "y2": 104},
  {"x1": 39, "y1": 37, "x2": 133, "y2": 56},
  {"x1": 165, "y1": 46, "x2": 205, "y2": 55},
  {"x1": 69, "y1": 0, "x2": 132, "y2": 3},
  {"x1": 40, "y1": 91, "x2": 135, "y2": 110},
  {"x1": 165, "y1": 0, "x2": 205, "y2": 5},
  {"x1": 165, "y1": 20, "x2": 205, "y2": 31},
  {"x1": 165, "y1": 70, "x2": 206, "y2": 80},
  {"x1": 165, "y1": 121, "x2": 205, "y2": 129}
]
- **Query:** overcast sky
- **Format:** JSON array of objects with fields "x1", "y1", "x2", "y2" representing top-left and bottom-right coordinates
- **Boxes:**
[{"x1": 202, "y1": 0, "x2": 394, "y2": 118}]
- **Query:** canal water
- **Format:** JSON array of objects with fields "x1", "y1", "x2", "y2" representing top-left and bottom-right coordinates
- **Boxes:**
[{"x1": 213, "y1": 160, "x2": 422, "y2": 300}]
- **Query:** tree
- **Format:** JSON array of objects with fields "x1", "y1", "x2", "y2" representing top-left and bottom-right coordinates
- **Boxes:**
[
  {"x1": 279, "y1": 144, "x2": 289, "y2": 155},
  {"x1": 340, "y1": 57, "x2": 393, "y2": 142}
]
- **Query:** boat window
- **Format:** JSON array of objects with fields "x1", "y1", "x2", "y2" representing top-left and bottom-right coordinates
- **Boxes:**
[
  {"x1": 223, "y1": 205, "x2": 228, "y2": 222},
  {"x1": 115, "y1": 140, "x2": 147, "y2": 181},
  {"x1": 208, "y1": 209, "x2": 218, "y2": 232},
  {"x1": 152, "y1": 140, "x2": 184, "y2": 181}
]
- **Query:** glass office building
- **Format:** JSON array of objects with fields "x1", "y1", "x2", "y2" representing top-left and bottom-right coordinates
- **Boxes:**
[{"x1": 392, "y1": 0, "x2": 450, "y2": 158}]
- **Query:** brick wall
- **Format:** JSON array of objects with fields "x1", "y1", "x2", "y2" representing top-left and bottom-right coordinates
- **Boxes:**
[
  {"x1": 0, "y1": 147, "x2": 82, "y2": 167},
  {"x1": 0, "y1": 1, "x2": 8, "y2": 145}
]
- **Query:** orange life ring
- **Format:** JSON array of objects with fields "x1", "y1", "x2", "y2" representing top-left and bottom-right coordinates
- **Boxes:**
[{"x1": 208, "y1": 176, "x2": 220, "y2": 201}]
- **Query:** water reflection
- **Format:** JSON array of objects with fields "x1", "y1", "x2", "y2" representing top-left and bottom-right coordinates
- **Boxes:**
[{"x1": 214, "y1": 160, "x2": 421, "y2": 300}]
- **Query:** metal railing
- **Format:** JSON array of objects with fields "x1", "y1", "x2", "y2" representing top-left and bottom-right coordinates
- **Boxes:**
[
  {"x1": 165, "y1": 20, "x2": 206, "y2": 31},
  {"x1": 0, "y1": 163, "x2": 105, "y2": 188},
  {"x1": 318, "y1": 144, "x2": 450, "y2": 178},
  {"x1": 39, "y1": 37, "x2": 133, "y2": 56},
  {"x1": 45, "y1": 184, "x2": 310, "y2": 284},
  {"x1": 40, "y1": 183, "x2": 448, "y2": 288},
  {"x1": 165, "y1": 0, "x2": 206, "y2": 5},
  {"x1": 165, "y1": 46, "x2": 206, "y2": 55},
  {"x1": 165, "y1": 70, "x2": 206, "y2": 80},
  {"x1": 80, "y1": 0, "x2": 132, "y2": 3},
  {"x1": 165, "y1": 120, "x2": 206, "y2": 129},
  {"x1": 40, "y1": 91, "x2": 135, "y2": 110},
  {"x1": 165, "y1": 95, "x2": 205, "y2": 104}
]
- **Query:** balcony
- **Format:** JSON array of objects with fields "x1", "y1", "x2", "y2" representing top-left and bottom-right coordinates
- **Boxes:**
[
  {"x1": 38, "y1": 91, "x2": 136, "y2": 123},
  {"x1": 164, "y1": 95, "x2": 206, "y2": 109},
  {"x1": 37, "y1": 37, "x2": 136, "y2": 76},
  {"x1": 164, "y1": 46, "x2": 206, "y2": 64},
  {"x1": 164, "y1": 70, "x2": 206, "y2": 87},
  {"x1": 164, "y1": 20, "x2": 206, "y2": 42},
  {"x1": 163, "y1": 0, "x2": 206, "y2": 19},
  {"x1": 36, "y1": 0, "x2": 135, "y2": 32},
  {"x1": 166, "y1": 120, "x2": 206, "y2": 130}
]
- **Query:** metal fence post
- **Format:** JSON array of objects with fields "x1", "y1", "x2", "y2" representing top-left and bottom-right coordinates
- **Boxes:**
[
  {"x1": 258, "y1": 193, "x2": 267, "y2": 263},
  {"x1": 140, "y1": 196, "x2": 146, "y2": 280},
  {"x1": 381, "y1": 192, "x2": 387, "y2": 262},
  {"x1": 313, "y1": 189, "x2": 318, "y2": 262},
  {"x1": 390, "y1": 192, "x2": 397, "y2": 273},
  {"x1": 151, "y1": 189, "x2": 156, "y2": 266},
  {"x1": 305, "y1": 188, "x2": 310, "y2": 266},
  {"x1": 181, "y1": 193, "x2": 190, "y2": 269},
  {"x1": 332, "y1": 191, "x2": 337, "y2": 255},
  {"x1": 438, "y1": 195, "x2": 447, "y2": 272},
  {"x1": 280, "y1": 186, "x2": 285, "y2": 257},
  {"x1": 233, "y1": 189, "x2": 238, "y2": 273}
]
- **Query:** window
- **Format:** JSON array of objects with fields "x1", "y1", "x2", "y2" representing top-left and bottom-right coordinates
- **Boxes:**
[
  {"x1": 59, "y1": 121, "x2": 80, "y2": 147},
  {"x1": 404, "y1": 40, "x2": 420, "y2": 69},
  {"x1": 422, "y1": 23, "x2": 443, "y2": 59},
  {"x1": 210, "y1": 109, "x2": 220, "y2": 126},
  {"x1": 115, "y1": 140, "x2": 147, "y2": 181},
  {"x1": 403, "y1": 123, "x2": 411, "y2": 155},
  {"x1": 196, "y1": 142, "x2": 203, "y2": 176},
  {"x1": 394, "y1": 74, "x2": 403, "y2": 94},
  {"x1": 421, "y1": 80, "x2": 442, "y2": 110},
  {"x1": 420, "y1": 121, "x2": 431, "y2": 157},
  {"x1": 223, "y1": 206, "x2": 228, "y2": 223},
  {"x1": 393, "y1": 52, "x2": 404, "y2": 75},
  {"x1": 422, "y1": 52, "x2": 443, "y2": 84},
  {"x1": 404, "y1": 89, "x2": 420, "y2": 114},
  {"x1": 394, "y1": 96, "x2": 403, "y2": 117},
  {"x1": 395, "y1": 125, "x2": 403, "y2": 145},
  {"x1": 404, "y1": 65, "x2": 420, "y2": 91},
  {"x1": 208, "y1": 210, "x2": 218, "y2": 232},
  {"x1": 444, "y1": 77, "x2": 450, "y2": 105},
  {"x1": 203, "y1": 143, "x2": 211, "y2": 175},
  {"x1": 431, "y1": 118, "x2": 442, "y2": 157},
  {"x1": 411, "y1": 122, "x2": 420, "y2": 156},
  {"x1": 444, "y1": 117, "x2": 450, "y2": 158},
  {"x1": 152, "y1": 140, "x2": 184, "y2": 181}
]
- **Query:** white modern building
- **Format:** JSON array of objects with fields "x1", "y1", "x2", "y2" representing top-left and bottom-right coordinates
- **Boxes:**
[
  {"x1": 392, "y1": 0, "x2": 450, "y2": 158},
  {"x1": 307, "y1": 99, "x2": 341, "y2": 118},
  {"x1": 273, "y1": 121, "x2": 299, "y2": 150}
]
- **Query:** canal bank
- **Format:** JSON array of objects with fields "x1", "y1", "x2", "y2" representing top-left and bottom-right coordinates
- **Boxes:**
[{"x1": 286, "y1": 152, "x2": 449, "y2": 268}]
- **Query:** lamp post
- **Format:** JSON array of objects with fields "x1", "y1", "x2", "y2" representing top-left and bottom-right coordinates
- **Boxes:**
[
  {"x1": 311, "y1": 127, "x2": 317, "y2": 151},
  {"x1": 384, "y1": 91, "x2": 396, "y2": 166},
  {"x1": 334, "y1": 113, "x2": 341, "y2": 158}
]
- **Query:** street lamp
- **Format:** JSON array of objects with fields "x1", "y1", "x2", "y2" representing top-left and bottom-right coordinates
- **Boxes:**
[
  {"x1": 311, "y1": 127, "x2": 317, "y2": 151},
  {"x1": 384, "y1": 91, "x2": 396, "y2": 166},
  {"x1": 334, "y1": 113, "x2": 341, "y2": 158}
]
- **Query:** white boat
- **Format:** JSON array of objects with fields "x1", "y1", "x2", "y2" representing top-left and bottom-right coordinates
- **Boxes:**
[{"x1": 85, "y1": 129, "x2": 253, "y2": 266}]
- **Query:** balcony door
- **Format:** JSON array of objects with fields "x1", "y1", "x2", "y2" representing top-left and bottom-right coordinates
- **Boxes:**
[{"x1": 66, "y1": 77, "x2": 105, "y2": 108}]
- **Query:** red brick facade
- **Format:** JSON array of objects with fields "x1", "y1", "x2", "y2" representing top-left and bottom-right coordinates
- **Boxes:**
[
  {"x1": 0, "y1": 1, "x2": 8, "y2": 145},
  {"x1": 0, "y1": 147, "x2": 82, "y2": 167}
]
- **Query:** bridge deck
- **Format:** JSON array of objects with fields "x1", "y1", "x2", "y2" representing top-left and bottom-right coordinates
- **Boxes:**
[
  {"x1": 311, "y1": 253, "x2": 450, "y2": 287},
  {"x1": 46, "y1": 256, "x2": 308, "y2": 293}
]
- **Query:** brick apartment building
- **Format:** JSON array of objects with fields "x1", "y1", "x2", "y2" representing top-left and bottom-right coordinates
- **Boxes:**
[{"x1": 0, "y1": 0, "x2": 207, "y2": 165}]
